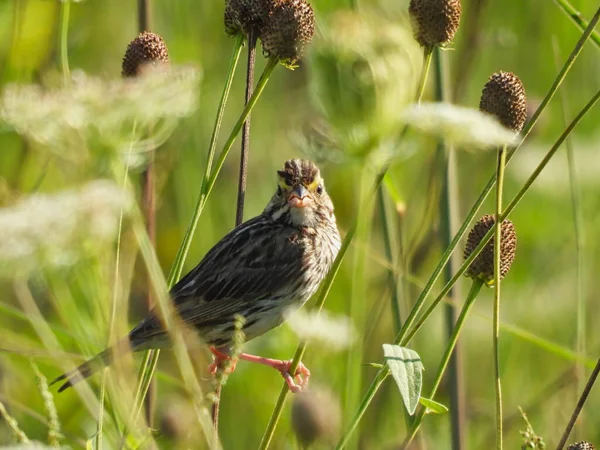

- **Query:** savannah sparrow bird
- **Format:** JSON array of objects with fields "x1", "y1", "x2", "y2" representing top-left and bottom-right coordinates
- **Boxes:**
[{"x1": 52, "y1": 159, "x2": 341, "y2": 392}]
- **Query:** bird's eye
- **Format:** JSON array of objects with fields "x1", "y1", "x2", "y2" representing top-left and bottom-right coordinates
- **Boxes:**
[{"x1": 316, "y1": 184, "x2": 323, "y2": 195}]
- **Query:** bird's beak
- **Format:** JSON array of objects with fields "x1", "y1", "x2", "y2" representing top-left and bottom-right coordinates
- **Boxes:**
[{"x1": 288, "y1": 185, "x2": 312, "y2": 208}]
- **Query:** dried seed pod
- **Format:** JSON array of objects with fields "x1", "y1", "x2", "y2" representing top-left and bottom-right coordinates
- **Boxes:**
[
  {"x1": 224, "y1": 0, "x2": 274, "y2": 37},
  {"x1": 480, "y1": 71, "x2": 527, "y2": 132},
  {"x1": 568, "y1": 442, "x2": 595, "y2": 450},
  {"x1": 291, "y1": 386, "x2": 341, "y2": 447},
  {"x1": 122, "y1": 31, "x2": 170, "y2": 78},
  {"x1": 464, "y1": 214, "x2": 517, "y2": 286},
  {"x1": 261, "y1": 0, "x2": 315, "y2": 65},
  {"x1": 408, "y1": 0, "x2": 461, "y2": 47}
]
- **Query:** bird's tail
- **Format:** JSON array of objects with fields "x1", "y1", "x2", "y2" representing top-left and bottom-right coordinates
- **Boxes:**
[{"x1": 50, "y1": 339, "x2": 130, "y2": 392}]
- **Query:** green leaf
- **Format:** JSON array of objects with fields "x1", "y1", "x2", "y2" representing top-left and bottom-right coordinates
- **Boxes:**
[
  {"x1": 419, "y1": 396, "x2": 448, "y2": 414},
  {"x1": 382, "y1": 344, "x2": 423, "y2": 415}
]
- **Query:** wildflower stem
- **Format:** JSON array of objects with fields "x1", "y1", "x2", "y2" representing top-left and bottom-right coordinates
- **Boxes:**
[
  {"x1": 400, "y1": 279, "x2": 483, "y2": 448},
  {"x1": 335, "y1": 9, "x2": 600, "y2": 444},
  {"x1": 416, "y1": 47, "x2": 433, "y2": 102},
  {"x1": 552, "y1": 0, "x2": 600, "y2": 48},
  {"x1": 235, "y1": 31, "x2": 258, "y2": 225},
  {"x1": 59, "y1": 0, "x2": 71, "y2": 85},
  {"x1": 556, "y1": 357, "x2": 600, "y2": 449},
  {"x1": 493, "y1": 144, "x2": 507, "y2": 450},
  {"x1": 433, "y1": 44, "x2": 465, "y2": 450}
]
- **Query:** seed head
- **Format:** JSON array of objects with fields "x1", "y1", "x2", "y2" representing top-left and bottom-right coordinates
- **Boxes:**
[
  {"x1": 409, "y1": 0, "x2": 462, "y2": 47},
  {"x1": 568, "y1": 442, "x2": 595, "y2": 450},
  {"x1": 480, "y1": 71, "x2": 527, "y2": 132},
  {"x1": 261, "y1": 0, "x2": 315, "y2": 65},
  {"x1": 291, "y1": 386, "x2": 341, "y2": 447},
  {"x1": 224, "y1": 0, "x2": 274, "y2": 37},
  {"x1": 122, "y1": 31, "x2": 170, "y2": 78},
  {"x1": 464, "y1": 214, "x2": 517, "y2": 286}
]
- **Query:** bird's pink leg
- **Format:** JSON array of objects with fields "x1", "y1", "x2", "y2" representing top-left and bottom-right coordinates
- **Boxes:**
[
  {"x1": 238, "y1": 353, "x2": 310, "y2": 393},
  {"x1": 208, "y1": 348, "x2": 310, "y2": 392}
]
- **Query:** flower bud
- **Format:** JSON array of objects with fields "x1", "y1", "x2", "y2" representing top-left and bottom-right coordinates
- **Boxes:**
[
  {"x1": 408, "y1": 0, "x2": 461, "y2": 48},
  {"x1": 568, "y1": 442, "x2": 595, "y2": 450},
  {"x1": 464, "y1": 214, "x2": 517, "y2": 286},
  {"x1": 291, "y1": 386, "x2": 340, "y2": 447},
  {"x1": 480, "y1": 71, "x2": 527, "y2": 133},
  {"x1": 224, "y1": 0, "x2": 274, "y2": 37},
  {"x1": 122, "y1": 31, "x2": 170, "y2": 78},
  {"x1": 261, "y1": 0, "x2": 315, "y2": 65}
]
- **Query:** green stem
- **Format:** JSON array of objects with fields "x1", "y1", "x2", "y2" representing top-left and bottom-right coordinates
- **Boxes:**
[
  {"x1": 493, "y1": 144, "x2": 507, "y2": 450},
  {"x1": 416, "y1": 47, "x2": 433, "y2": 103},
  {"x1": 334, "y1": 10, "x2": 600, "y2": 438},
  {"x1": 433, "y1": 45, "x2": 464, "y2": 450},
  {"x1": 552, "y1": 0, "x2": 600, "y2": 48},
  {"x1": 377, "y1": 186, "x2": 402, "y2": 333},
  {"x1": 401, "y1": 279, "x2": 483, "y2": 448},
  {"x1": 59, "y1": 0, "x2": 70, "y2": 85}
]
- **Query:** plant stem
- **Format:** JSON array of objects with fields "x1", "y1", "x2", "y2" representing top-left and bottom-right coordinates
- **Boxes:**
[
  {"x1": 493, "y1": 144, "x2": 507, "y2": 450},
  {"x1": 59, "y1": 0, "x2": 70, "y2": 86},
  {"x1": 417, "y1": 47, "x2": 433, "y2": 103},
  {"x1": 556, "y1": 357, "x2": 600, "y2": 449},
  {"x1": 401, "y1": 280, "x2": 483, "y2": 448},
  {"x1": 433, "y1": 45, "x2": 465, "y2": 450},
  {"x1": 137, "y1": 0, "x2": 156, "y2": 427},
  {"x1": 235, "y1": 31, "x2": 257, "y2": 225},
  {"x1": 552, "y1": 0, "x2": 600, "y2": 48},
  {"x1": 553, "y1": 35, "x2": 586, "y2": 437},
  {"x1": 377, "y1": 186, "x2": 402, "y2": 333}
]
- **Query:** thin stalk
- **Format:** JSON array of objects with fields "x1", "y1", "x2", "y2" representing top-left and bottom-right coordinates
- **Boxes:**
[
  {"x1": 137, "y1": 0, "x2": 151, "y2": 32},
  {"x1": 553, "y1": 36, "x2": 586, "y2": 437},
  {"x1": 552, "y1": 0, "x2": 600, "y2": 48},
  {"x1": 377, "y1": 186, "x2": 402, "y2": 332},
  {"x1": 417, "y1": 47, "x2": 433, "y2": 103},
  {"x1": 213, "y1": 30, "x2": 258, "y2": 433},
  {"x1": 131, "y1": 52, "x2": 275, "y2": 439},
  {"x1": 59, "y1": 0, "x2": 70, "y2": 85},
  {"x1": 433, "y1": 45, "x2": 465, "y2": 450},
  {"x1": 335, "y1": 12, "x2": 600, "y2": 446},
  {"x1": 401, "y1": 280, "x2": 483, "y2": 448},
  {"x1": 493, "y1": 144, "x2": 507, "y2": 450},
  {"x1": 556, "y1": 357, "x2": 600, "y2": 449},
  {"x1": 136, "y1": 0, "x2": 156, "y2": 426}
]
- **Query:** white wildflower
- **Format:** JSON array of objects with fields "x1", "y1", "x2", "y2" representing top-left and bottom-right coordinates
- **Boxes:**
[
  {"x1": 0, "y1": 66, "x2": 200, "y2": 161},
  {"x1": 0, "y1": 181, "x2": 132, "y2": 277},
  {"x1": 401, "y1": 102, "x2": 518, "y2": 149},
  {"x1": 286, "y1": 309, "x2": 355, "y2": 351}
]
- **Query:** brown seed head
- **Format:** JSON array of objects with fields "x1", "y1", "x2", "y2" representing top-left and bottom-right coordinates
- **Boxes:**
[
  {"x1": 261, "y1": 0, "x2": 315, "y2": 65},
  {"x1": 568, "y1": 442, "x2": 595, "y2": 450},
  {"x1": 224, "y1": 0, "x2": 274, "y2": 37},
  {"x1": 122, "y1": 31, "x2": 170, "y2": 78},
  {"x1": 408, "y1": 0, "x2": 461, "y2": 47},
  {"x1": 464, "y1": 214, "x2": 517, "y2": 286},
  {"x1": 480, "y1": 71, "x2": 527, "y2": 132},
  {"x1": 291, "y1": 387, "x2": 341, "y2": 447}
]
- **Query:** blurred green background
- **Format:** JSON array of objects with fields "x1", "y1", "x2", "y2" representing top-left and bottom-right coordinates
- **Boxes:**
[{"x1": 0, "y1": 0, "x2": 599, "y2": 448}]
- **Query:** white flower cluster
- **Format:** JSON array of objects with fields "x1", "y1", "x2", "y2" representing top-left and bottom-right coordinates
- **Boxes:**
[
  {"x1": 401, "y1": 102, "x2": 519, "y2": 149},
  {"x1": 286, "y1": 309, "x2": 356, "y2": 350},
  {"x1": 0, "y1": 66, "x2": 200, "y2": 161},
  {"x1": 0, "y1": 181, "x2": 132, "y2": 277}
]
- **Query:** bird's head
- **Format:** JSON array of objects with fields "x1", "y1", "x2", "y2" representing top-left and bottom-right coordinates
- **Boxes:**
[{"x1": 264, "y1": 159, "x2": 335, "y2": 228}]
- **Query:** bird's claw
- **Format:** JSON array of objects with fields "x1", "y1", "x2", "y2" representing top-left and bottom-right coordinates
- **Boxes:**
[{"x1": 274, "y1": 359, "x2": 310, "y2": 393}]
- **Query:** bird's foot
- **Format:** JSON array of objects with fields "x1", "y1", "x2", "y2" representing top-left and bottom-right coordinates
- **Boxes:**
[
  {"x1": 208, "y1": 347, "x2": 237, "y2": 376},
  {"x1": 238, "y1": 353, "x2": 310, "y2": 393}
]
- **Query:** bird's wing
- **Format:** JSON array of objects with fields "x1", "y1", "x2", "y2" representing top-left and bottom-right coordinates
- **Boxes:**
[{"x1": 129, "y1": 216, "x2": 306, "y2": 344}]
